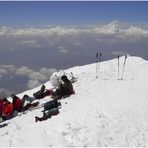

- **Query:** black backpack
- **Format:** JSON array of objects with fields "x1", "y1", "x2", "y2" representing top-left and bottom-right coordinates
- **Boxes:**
[{"x1": 44, "y1": 100, "x2": 61, "y2": 111}]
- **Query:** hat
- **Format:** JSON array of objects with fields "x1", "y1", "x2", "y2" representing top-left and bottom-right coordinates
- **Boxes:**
[
  {"x1": 3, "y1": 97, "x2": 8, "y2": 102},
  {"x1": 23, "y1": 95, "x2": 29, "y2": 98},
  {"x1": 61, "y1": 75, "x2": 67, "y2": 80},
  {"x1": 41, "y1": 85, "x2": 45, "y2": 89},
  {"x1": 11, "y1": 93, "x2": 15, "y2": 98}
]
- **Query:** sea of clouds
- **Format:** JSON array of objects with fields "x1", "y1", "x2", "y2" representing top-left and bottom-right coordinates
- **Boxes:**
[{"x1": 0, "y1": 21, "x2": 148, "y2": 97}]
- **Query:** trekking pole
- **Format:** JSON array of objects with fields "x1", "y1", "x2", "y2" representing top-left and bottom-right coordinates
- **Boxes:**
[
  {"x1": 121, "y1": 54, "x2": 127, "y2": 80},
  {"x1": 95, "y1": 51, "x2": 99, "y2": 78},
  {"x1": 117, "y1": 55, "x2": 120, "y2": 80},
  {"x1": 98, "y1": 52, "x2": 102, "y2": 74},
  {"x1": 96, "y1": 52, "x2": 102, "y2": 79}
]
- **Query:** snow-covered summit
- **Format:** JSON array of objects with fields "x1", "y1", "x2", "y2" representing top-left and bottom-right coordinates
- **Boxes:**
[{"x1": 0, "y1": 56, "x2": 148, "y2": 147}]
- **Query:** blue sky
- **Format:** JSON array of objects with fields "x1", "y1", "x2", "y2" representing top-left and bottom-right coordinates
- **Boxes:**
[
  {"x1": 0, "y1": 1, "x2": 148, "y2": 27},
  {"x1": 0, "y1": 1, "x2": 148, "y2": 97}
]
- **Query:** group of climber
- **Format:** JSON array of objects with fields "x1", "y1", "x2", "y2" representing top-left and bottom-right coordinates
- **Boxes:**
[
  {"x1": 35, "y1": 75, "x2": 75, "y2": 122},
  {"x1": 0, "y1": 93, "x2": 39, "y2": 122},
  {"x1": 0, "y1": 75, "x2": 75, "y2": 123}
]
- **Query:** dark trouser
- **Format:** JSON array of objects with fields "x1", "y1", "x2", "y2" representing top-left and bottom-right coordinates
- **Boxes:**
[
  {"x1": 35, "y1": 108, "x2": 59, "y2": 122},
  {"x1": 2, "y1": 115, "x2": 13, "y2": 121},
  {"x1": 52, "y1": 85, "x2": 66, "y2": 100},
  {"x1": 35, "y1": 112, "x2": 51, "y2": 122},
  {"x1": 22, "y1": 102, "x2": 39, "y2": 112}
]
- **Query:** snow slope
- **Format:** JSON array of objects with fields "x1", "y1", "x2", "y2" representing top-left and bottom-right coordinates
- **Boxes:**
[{"x1": 0, "y1": 56, "x2": 148, "y2": 147}]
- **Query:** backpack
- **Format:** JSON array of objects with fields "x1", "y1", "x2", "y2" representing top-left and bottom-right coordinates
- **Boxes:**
[
  {"x1": 44, "y1": 100, "x2": 61, "y2": 111},
  {"x1": 47, "y1": 107, "x2": 59, "y2": 116}
]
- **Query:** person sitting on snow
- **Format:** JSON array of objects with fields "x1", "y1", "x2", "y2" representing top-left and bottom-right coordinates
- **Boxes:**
[
  {"x1": 0, "y1": 98, "x2": 4, "y2": 117},
  {"x1": 1, "y1": 98, "x2": 13, "y2": 121},
  {"x1": 0, "y1": 98, "x2": 5, "y2": 122},
  {"x1": 11, "y1": 94, "x2": 24, "y2": 112},
  {"x1": 33, "y1": 85, "x2": 52, "y2": 99},
  {"x1": 22, "y1": 95, "x2": 36, "y2": 103},
  {"x1": 11, "y1": 94, "x2": 39, "y2": 112},
  {"x1": 52, "y1": 75, "x2": 74, "y2": 100}
]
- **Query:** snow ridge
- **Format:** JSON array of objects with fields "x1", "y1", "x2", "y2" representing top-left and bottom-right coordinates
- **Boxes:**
[{"x1": 0, "y1": 56, "x2": 148, "y2": 147}]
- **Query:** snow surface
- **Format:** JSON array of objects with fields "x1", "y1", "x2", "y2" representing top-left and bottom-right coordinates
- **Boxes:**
[{"x1": 0, "y1": 56, "x2": 148, "y2": 147}]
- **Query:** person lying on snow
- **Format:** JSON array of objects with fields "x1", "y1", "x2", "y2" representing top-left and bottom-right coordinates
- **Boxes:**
[
  {"x1": 0, "y1": 95, "x2": 39, "y2": 122},
  {"x1": 51, "y1": 75, "x2": 74, "y2": 100},
  {"x1": 0, "y1": 99, "x2": 3, "y2": 122},
  {"x1": 22, "y1": 95, "x2": 36, "y2": 103},
  {"x1": 11, "y1": 94, "x2": 24, "y2": 112},
  {"x1": 33, "y1": 85, "x2": 52, "y2": 99},
  {"x1": 0, "y1": 98, "x2": 4, "y2": 117},
  {"x1": 1, "y1": 98, "x2": 13, "y2": 121},
  {"x1": 35, "y1": 99, "x2": 61, "y2": 122},
  {"x1": 11, "y1": 94, "x2": 39, "y2": 112}
]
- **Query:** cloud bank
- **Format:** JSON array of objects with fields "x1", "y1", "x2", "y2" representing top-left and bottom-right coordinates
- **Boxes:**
[
  {"x1": 0, "y1": 21, "x2": 148, "y2": 62},
  {"x1": 0, "y1": 65, "x2": 57, "y2": 92},
  {"x1": 0, "y1": 21, "x2": 148, "y2": 41},
  {"x1": 0, "y1": 21, "x2": 148, "y2": 97}
]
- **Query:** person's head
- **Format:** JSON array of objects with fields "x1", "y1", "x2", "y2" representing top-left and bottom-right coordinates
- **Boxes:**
[
  {"x1": 3, "y1": 97, "x2": 9, "y2": 103},
  {"x1": 61, "y1": 75, "x2": 68, "y2": 82},
  {"x1": 23, "y1": 95, "x2": 29, "y2": 98},
  {"x1": 41, "y1": 85, "x2": 45, "y2": 91},
  {"x1": 11, "y1": 93, "x2": 15, "y2": 98}
]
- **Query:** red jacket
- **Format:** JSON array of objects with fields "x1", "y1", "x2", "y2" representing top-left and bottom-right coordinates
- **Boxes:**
[
  {"x1": 2, "y1": 102, "x2": 13, "y2": 117},
  {"x1": 0, "y1": 99, "x2": 4, "y2": 115},
  {"x1": 13, "y1": 96, "x2": 24, "y2": 112}
]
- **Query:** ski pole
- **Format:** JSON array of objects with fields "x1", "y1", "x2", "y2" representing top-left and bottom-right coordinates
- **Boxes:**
[
  {"x1": 96, "y1": 52, "x2": 102, "y2": 78},
  {"x1": 121, "y1": 54, "x2": 127, "y2": 80},
  {"x1": 98, "y1": 52, "x2": 102, "y2": 72},
  {"x1": 117, "y1": 55, "x2": 120, "y2": 80},
  {"x1": 95, "y1": 52, "x2": 99, "y2": 78}
]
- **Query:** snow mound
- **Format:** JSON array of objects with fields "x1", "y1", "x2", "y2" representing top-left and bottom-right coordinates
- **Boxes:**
[{"x1": 0, "y1": 56, "x2": 148, "y2": 147}]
